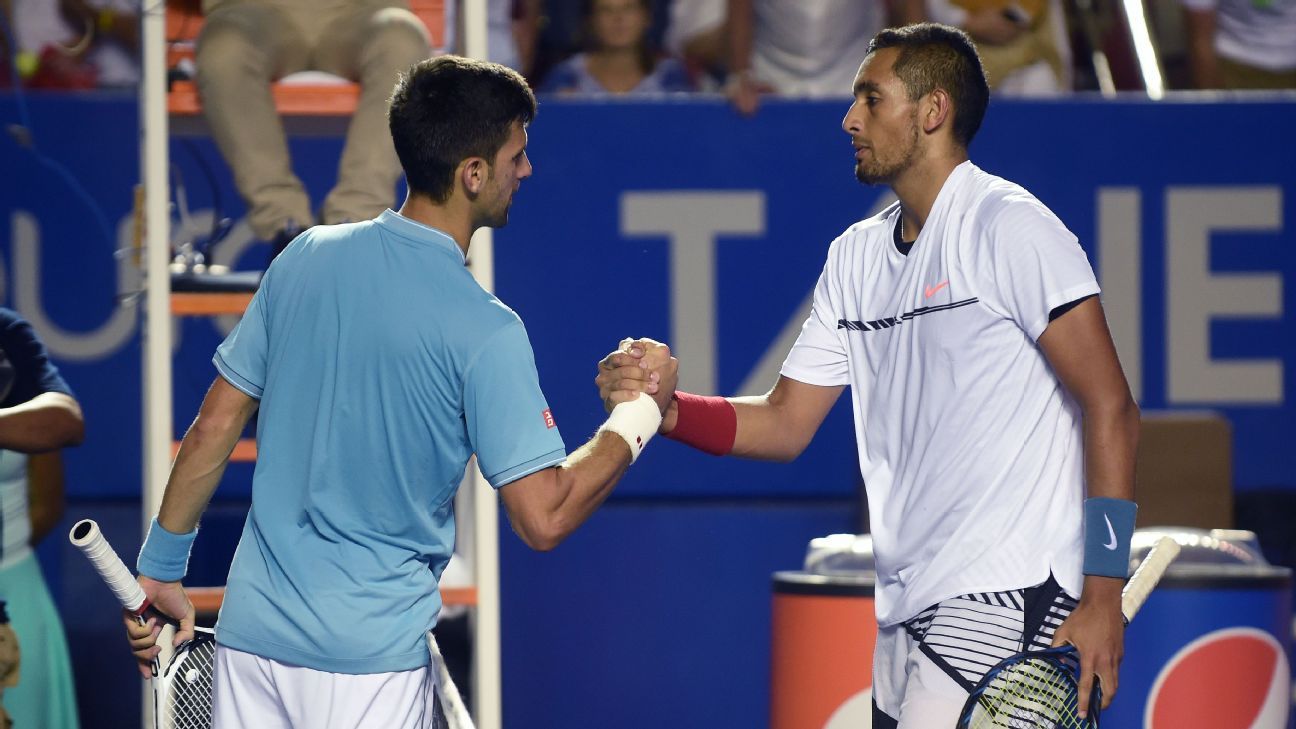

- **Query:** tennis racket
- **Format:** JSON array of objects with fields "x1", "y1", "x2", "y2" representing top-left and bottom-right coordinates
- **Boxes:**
[
  {"x1": 69, "y1": 519, "x2": 215, "y2": 729},
  {"x1": 957, "y1": 536, "x2": 1182, "y2": 729},
  {"x1": 428, "y1": 631, "x2": 476, "y2": 729}
]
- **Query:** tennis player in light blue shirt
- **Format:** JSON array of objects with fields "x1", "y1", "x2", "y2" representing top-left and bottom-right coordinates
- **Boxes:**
[
  {"x1": 128, "y1": 56, "x2": 676, "y2": 729},
  {"x1": 211, "y1": 207, "x2": 568, "y2": 674}
]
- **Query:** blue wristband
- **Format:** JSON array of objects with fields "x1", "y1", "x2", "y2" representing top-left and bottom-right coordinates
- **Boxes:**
[
  {"x1": 137, "y1": 517, "x2": 198, "y2": 582},
  {"x1": 1083, "y1": 497, "x2": 1137, "y2": 578}
]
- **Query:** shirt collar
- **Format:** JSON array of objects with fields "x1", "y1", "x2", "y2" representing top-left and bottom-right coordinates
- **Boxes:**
[{"x1": 375, "y1": 209, "x2": 466, "y2": 264}]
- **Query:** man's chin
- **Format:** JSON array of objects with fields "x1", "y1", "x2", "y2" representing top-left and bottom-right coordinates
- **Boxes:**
[{"x1": 857, "y1": 158, "x2": 904, "y2": 186}]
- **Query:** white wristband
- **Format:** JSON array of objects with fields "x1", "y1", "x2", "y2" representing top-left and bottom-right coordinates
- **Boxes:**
[{"x1": 599, "y1": 393, "x2": 663, "y2": 464}]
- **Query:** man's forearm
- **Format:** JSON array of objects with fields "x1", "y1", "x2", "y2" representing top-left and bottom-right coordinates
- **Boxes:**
[
  {"x1": 726, "y1": 0, "x2": 754, "y2": 73},
  {"x1": 545, "y1": 433, "x2": 632, "y2": 541},
  {"x1": 729, "y1": 395, "x2": 810, "y2": 462},
  {"x1": 157, "y1": 377, "x2": 258, "y2": 534},
  {"x1": 501, "y1": 431, "x2": 632, "y2": 551},
  {"x1": 158, "y1": 413, "x2": 249, "y2": 534},
  {"x1": 729, "y1": 378, "x2": 843, "y2": 462},
  {"x1": 0, "y1": 392, "x2": 85, "y2": 452},
  {"x1": 27, "y1": 451, "x2": 64, "y2": 544},
  {"x1": 1082, "y1": 397, "x2": 1139, "y2": 502},
  {"x1": 1079, "y1": 397, "x2": 1139, "y2": 604},
  {"x1": 1184, "y1": 10, "x2": 1221, "y2": 88},
  {"x1": 660, "y1": 392, "x2": 804, "y2": 462}
]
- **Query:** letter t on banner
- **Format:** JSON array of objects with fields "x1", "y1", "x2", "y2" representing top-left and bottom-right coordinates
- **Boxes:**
[{"x1": 621, "y1": 192, "x2": 765, "y2": 394}]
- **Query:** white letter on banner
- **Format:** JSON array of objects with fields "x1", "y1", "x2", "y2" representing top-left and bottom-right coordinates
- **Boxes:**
[
  {"x1": 11, "y1": 211, "x2": 139, "y2": 361},
  {"x1": 621, "y1": 192, "x2": 764, "y2": 394},
  {"x1": 1097, "y1": 188, "x2": 1143, "y2": 401},
  {"x1": 1166, "y1": 187, "x2": 1283, "y2": 404}
]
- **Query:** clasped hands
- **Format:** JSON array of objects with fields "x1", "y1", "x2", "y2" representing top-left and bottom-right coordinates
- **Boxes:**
[{"x1": 595, "y1": 338, "x2": 680, "y2": 432}]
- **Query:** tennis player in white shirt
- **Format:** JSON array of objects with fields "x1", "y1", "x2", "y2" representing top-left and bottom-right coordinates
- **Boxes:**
[{"x1": 597, "y1": 23, "x2": 1139, "y2": 728}]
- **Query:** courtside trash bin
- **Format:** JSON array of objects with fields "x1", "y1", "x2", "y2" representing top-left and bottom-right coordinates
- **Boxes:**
[
  {"x1": 1108, "y1": 527, "x2": 1293, "y2": 728},
  {"x1": 771, "y1": 534, "x2": 876, "y2": 729}
]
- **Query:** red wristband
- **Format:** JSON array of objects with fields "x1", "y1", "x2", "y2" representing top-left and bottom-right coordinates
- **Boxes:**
[{"x1": 664, "y1": 391, "x2": 736, "y2": 456}]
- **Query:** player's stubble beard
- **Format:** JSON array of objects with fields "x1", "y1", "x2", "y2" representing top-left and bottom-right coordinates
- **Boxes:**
[
  {"x1": 480, "y1": 170, "x2": 514, "y2": 229},
  {"x1": 855, "y1": 111, "x2": 921, "y2": 187},
  {"x1": 487, "y1": 198, "x2": 511, "y2": 228}
]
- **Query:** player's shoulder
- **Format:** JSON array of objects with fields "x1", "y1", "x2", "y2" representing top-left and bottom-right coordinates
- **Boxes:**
[
  {"x1": 964, "y1": 165, "x2": 1060, "y2": 225},
  {"x1": 458, "y1": 298, "x2": 535, "y2": 373},
  {"x1": 962, "y1": 165, "x2": 1072, "y2": 244},
  {"x1": 295, "y1": 220, "x2": 373, "y2": 249},
  {"x1": 828, "y1": 201, "x2": 900, "y2": 258},
  {"x1": 476, "y1": 295, "x2": 526, "y2": 330},
  {"x1": 453, "y1": 288, "x2": 528, "y2": 346}
]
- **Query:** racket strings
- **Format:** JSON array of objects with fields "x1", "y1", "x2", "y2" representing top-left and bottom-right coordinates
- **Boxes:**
[
  {"x1": 161, "y1": 629, "x2": 217, "y2": 729},
  {"x1": 971, "y1": 658, "x2": 1086, "y2": 728}
]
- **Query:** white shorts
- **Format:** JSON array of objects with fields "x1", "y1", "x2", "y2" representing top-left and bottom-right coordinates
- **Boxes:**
[
  {"x1": 871, "y1": 575, "x2": 1077, "y2": 728},
  {"x1": 211, "y1": 644, "x2": 442, "y2": 729}
]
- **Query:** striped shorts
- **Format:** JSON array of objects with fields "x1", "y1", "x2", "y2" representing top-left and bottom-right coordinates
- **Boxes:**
[{"x1": 872, "y1": 574, "x2": 1078, "y2": 728}]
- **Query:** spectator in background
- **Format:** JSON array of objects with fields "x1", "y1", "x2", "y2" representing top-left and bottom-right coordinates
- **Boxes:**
[
  {"x1": 725, "y1": 0, "x2": 926, "y2": 115},
  {"x1": 663, "y1": 0, "x2": 726, "y2": 88},
  {"x1": 194, "y1": 0, "x2": 431, "y2": 259},
  {"x1": 1182, "y1": 0, "x2": 1296, "y2": 89},
  {"x1": 539, "y1": 0, "x2": 692, "y2": 95},
  {"x1": 444, "y1": 0, "x2": 543, "y2": 78},
  {"x1": 54, "y1": 0, "x2": 138, "y2": 85},
  {"x1": 0, "y1": 307, "x2": 85, "y2": 729},
  {"x1": 926, "y1": 0, "x2": 1072, "y2": 94},
  {"x1": 0, "y1": 0, "x2": 138, "y2": 88}
]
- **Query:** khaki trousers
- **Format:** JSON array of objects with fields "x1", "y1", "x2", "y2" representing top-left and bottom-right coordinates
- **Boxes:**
[{"x1": 197, "y1": 0, "x2": 431, "y2": 239}]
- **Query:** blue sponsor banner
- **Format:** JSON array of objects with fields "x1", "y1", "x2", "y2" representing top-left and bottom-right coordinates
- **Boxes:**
[{"x1": 0, "y1": 94, "x2": 1293, "y2": 498}]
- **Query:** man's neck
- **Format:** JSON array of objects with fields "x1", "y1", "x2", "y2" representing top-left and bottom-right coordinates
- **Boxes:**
[
  {"x1": 891, "y1": 152, "x2": 967, "y2": 242},
  {"x1": 397, "y1": 193, "x2": 475, "y2": 257}
]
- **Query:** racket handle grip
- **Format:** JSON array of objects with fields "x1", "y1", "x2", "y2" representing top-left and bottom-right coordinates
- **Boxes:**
[
  {"x1": 69, "y1": 519, "x2": 149, "y2": 613},
  {"x1": 70, "y1": 519, "x2": 179, "y2": 673},
  {"x1": 1121, "y1": 536, "x2": 1180, "y2": 622}
]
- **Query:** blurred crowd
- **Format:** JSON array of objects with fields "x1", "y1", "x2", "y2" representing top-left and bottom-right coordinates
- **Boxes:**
[{"x1": 0, "y1": 0, "x2": 1293, "y2": 95}]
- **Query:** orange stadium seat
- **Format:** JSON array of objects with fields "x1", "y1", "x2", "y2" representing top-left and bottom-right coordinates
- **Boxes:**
[{"x1": 164, "y1": 0, "x2": 444, "y2": 116}]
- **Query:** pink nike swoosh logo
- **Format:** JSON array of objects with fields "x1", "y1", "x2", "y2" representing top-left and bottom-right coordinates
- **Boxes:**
[{"x1": 924, "y1": 281, "x2": 949, "y2": 299}]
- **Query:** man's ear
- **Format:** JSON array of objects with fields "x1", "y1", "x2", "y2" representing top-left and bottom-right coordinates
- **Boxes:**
[
  {"x1": 460, "y1": 157, "x2": 488, "y2": 195},
  {"x1": 923, "y1": 88, "x2": 954, "y2": 135}
]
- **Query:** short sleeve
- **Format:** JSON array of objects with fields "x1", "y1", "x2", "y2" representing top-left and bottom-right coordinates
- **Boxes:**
[
  {"x1": 982, "y1": 200, "x2": 1100, "y2": 341},
  {"x1": 214, "y1": 279, "x2": 271, "y2": 399},
  {"x1": 463, "y1": 322, "x2": 567, "y2": 488},
  {"x1": 0, "y1": 309, "x2": 73, "y2": 407},
  {"x1": 780, "y1": 246, "x2": 850, "y2": 386}
]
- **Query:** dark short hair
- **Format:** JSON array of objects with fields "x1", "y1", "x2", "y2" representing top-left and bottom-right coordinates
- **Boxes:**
[
  {"x1": 866, "y1": 23, "x2": 989, "y2": 148},
  {"x1": 388, "y1": 56, "x2": 538, "y2": 202}
]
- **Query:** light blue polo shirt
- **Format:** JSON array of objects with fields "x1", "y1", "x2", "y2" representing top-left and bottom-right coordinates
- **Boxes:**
[{"x1": 211, "y1": 210, "x2": 567, "y2": 674}]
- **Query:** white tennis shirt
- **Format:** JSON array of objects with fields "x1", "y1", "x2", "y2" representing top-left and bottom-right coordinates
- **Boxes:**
[{"x1": 782, "y1": 162, "x2": 1100, "y2": 626}]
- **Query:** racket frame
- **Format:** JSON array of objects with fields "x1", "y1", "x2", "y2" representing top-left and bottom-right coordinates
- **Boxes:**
[{"x1": 956, "y1": 536, "x2": 1182, "y2": 728}]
